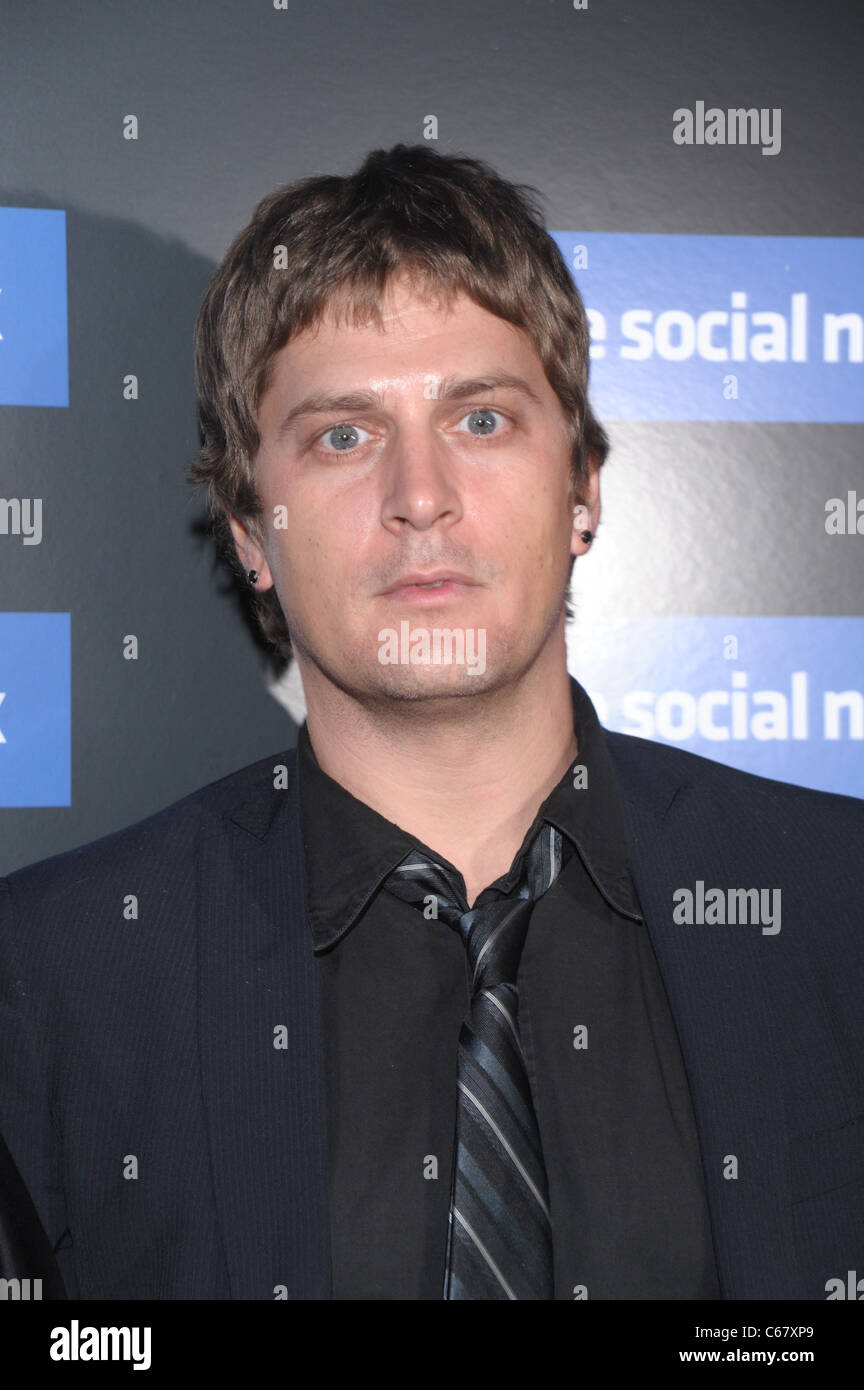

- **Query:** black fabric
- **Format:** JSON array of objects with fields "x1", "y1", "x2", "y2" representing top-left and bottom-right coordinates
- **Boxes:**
[
  {"x1": 297, "y1": 675, "x2": 722, "y2": 1300},
  {"x1": 0, "y1": 1126, "x2": 67, "y2": 1298}
]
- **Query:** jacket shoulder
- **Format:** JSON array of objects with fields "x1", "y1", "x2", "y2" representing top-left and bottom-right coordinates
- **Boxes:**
[
  {"x1": 603, "y1": 727, "x2": 864, "y2": 825},
  {"x1": 2, "y1": 746, "x2": 298, "y2": 901}
]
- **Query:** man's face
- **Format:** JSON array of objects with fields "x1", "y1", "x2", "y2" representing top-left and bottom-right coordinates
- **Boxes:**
[{"x1": 232, "y1": 272, "x2": 597, "y2": 702}]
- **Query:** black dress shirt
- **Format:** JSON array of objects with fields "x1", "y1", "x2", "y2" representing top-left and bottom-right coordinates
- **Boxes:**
[{"x1": 297, "y1": 675, "x2": 721, "y2": 1300}]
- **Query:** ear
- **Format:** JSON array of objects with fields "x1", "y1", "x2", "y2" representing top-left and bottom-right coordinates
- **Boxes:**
[
  {"x1": 226, "y1": 512, "x2": 275, "y2": 591},
  {"x1": 569, "y1": 453, "x2": 602, "y2": 559}
]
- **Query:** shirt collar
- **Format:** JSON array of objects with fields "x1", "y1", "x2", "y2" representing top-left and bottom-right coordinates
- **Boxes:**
[{"x1": 297, "y1": 673, "x2": 643, "y2": 952}]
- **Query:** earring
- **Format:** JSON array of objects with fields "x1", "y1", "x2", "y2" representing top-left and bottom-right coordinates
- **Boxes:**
[
  {"x1": 247, "y1": 569, "x2": 259, "y2": 585},
  {"x1": 573, "y1": 508, "x2": 593, "y2": 545}
]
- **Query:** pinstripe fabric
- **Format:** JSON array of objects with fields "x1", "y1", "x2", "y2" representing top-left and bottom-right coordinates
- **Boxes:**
[{"x1": 385, "y1": 823, "x2": 571, "y2": 1300}]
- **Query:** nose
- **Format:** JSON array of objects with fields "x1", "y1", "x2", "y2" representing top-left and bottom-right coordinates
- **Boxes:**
[{"x1": 379, "y1": 420, "x2": 464, "y2": 534}]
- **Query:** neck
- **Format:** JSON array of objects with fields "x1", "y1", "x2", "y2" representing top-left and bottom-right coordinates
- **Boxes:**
[{"x1": 298, "y1": 642, "x2": 578, "y2": 908}]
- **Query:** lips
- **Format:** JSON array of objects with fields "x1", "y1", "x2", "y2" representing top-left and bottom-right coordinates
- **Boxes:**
[
  {"x1": 382, "y1": 571, "x2": 475, "y2": 594},
  {"x1": 381, "y1": 573, "x2": 477, "y2": 605}
]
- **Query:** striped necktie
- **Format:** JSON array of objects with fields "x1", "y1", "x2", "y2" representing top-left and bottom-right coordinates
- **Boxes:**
[{"x1": 384, "y1": 822, "x2": 572, "y2": 1300}]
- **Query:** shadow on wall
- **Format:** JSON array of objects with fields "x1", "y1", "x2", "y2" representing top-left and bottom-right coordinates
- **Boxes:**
[{"x1": 0, "y1": 190, "x2": 296, "y2": 876}]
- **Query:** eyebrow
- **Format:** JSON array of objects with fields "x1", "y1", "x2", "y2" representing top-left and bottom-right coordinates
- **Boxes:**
[{"x1": 273, "y1": 372, "x2": 544, "y2": 441}]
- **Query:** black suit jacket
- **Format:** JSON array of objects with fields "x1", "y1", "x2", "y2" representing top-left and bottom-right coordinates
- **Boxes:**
[
  {"x1": 1, "y1": 728, "x2": 862, "y2": 1299},
  {"x1": 0, "y1": 1126, "x2": 66, "y2": 1297}
]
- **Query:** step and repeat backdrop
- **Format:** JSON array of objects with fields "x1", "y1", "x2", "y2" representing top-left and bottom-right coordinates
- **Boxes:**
[{"x1": 1, "y1": 0, "x2": 862, "y2": 872}]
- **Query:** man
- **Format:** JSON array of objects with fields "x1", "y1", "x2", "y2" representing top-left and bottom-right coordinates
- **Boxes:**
[{"x1": 1, "y1": 144, "x2": 862, "y2": 1301}]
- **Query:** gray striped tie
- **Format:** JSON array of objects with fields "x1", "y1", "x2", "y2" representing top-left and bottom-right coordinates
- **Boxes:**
[{"x1": 384, "y1": 822, "x2": 571, "y2": 1299}]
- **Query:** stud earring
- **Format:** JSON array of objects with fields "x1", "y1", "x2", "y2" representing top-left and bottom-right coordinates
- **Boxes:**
[{"x1": 247, "y1": 569, "x2": 259, "y2": 585}]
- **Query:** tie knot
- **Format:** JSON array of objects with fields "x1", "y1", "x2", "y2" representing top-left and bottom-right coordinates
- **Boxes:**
[
  {"x1": 383, "y1": 822, "x2": 569, "y2": 994},
  {"x1": 460, "y1": 896, "x2": 533, "y2": 992}
]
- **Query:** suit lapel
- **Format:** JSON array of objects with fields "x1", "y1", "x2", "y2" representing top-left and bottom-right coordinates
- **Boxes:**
[
  {"x1": 195, "y1": 748, "x2": 331, "y2": 1299},
  {"x1": 606, "y1": 732, "x2": 795, "y2": 1298}
]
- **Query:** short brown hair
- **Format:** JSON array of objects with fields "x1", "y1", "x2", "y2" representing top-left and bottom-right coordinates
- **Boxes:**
[{"x1": 189, "y1": 143, "x2": 608, "y2": 662}]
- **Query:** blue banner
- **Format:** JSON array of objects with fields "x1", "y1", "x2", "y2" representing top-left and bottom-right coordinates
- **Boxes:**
[
  {"x1": 553, "y1": 233, "x2": 864, "y2": 422},
  {"x1": 0, "y1": 613, "x2": 70, "y2": 807},
  {"x1": 567, "y1": 617, "x2": 864, "y2": 799},
  {"x1": 0, "y1": 208, "x2": 69, "y2": 407}
]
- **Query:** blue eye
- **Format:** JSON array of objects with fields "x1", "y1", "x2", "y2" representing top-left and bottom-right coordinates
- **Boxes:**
[
  {"x1": 314, "y1": 408, "x2": 505, "y2": 454},
  {"x1": 318, "y1": 422, "x2": 372, "y2": 452},
  {"x1": 460, "y1": 408, "x2": 503, "y2": 436}
]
